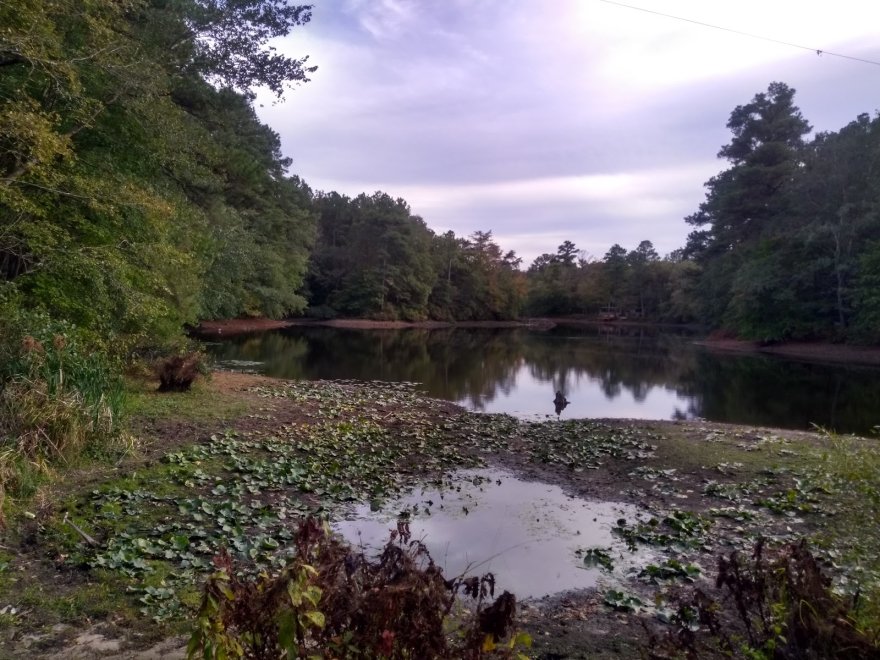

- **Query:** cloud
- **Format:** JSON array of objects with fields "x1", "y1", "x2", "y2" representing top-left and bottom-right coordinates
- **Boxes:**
[
  {"x1": 259, "y1": 0, "x2": 880, "y2": 264},
  {"x1": 307, "y1": 162, "x2": 717, "y2": 261}
]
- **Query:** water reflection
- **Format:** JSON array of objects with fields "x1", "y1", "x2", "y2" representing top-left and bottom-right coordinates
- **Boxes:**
[
  {"x1": 206, "y1": 325, "x2": 880, "y2": 434},
  {"x1": 553, "y1": 391, "x2": 569, "y2": 417},
  {"x1": 334, "y1": 468, "x2": 643, "y2": 599}
]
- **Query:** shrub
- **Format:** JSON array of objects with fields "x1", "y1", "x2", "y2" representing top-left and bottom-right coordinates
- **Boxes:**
[
  {"x1": 188, "y1": 518, "x2": 531, "y2": 659},
  {"x1": 155, "y1": 352, "x2": 203, "y2": 392},
  {"x1": 649, "y1": 538, "x2": 879, "y2": 659},
  {"x1": 0, "y1": 312, "x2": 126, "y2": 499}
]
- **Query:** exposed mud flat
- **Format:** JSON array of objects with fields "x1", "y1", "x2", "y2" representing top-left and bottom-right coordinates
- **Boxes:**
[
  {"x1": 697, "y1": 337, "x2": 880, "y2": 366},
  {"x1": 2, "y1": 372, "x2": 876, "y2": 659}
]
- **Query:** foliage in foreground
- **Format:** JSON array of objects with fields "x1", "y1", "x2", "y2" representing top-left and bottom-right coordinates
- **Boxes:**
[
  {"x1": 650, "y1": 539, "x2": 879, "y2": 659},
  {"x1": 0, "y1": 313, "x2": 127, "y2": 502},
  {"x1": 189, "y1": 518, "x2": 531, "y2": 659}
]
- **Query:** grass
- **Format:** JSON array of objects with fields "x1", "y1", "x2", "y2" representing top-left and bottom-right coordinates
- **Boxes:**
[
  {"x1": 0, "y1": 562, "x2": 140, "y2": 632},
  {"x1": 0, "y1": 369, "x2": 253, "y2": 651},
  {"x1": 810, "y1": 431, "x2": 880, "y2": 629},
  {"x1": 653, "y1": 424, "x2": 813, "y2": 474},
  {"x1": 0, "y1": 328, "x2": 129, "y2": 505},
  {"x1": 123, "y1": 377, "x2": 249, "y2": 424}
]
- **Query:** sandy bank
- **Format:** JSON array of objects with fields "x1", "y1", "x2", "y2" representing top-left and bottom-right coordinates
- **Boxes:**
[{"x1": 192, "y1": 317, "x2": 299, "y2": 337}]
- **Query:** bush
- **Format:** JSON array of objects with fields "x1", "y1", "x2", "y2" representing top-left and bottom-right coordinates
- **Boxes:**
[
  {"x1": 155, "y1": 352, "x2": 204, "y2": 392},
  {"x1": 649, "y1": 538, "x2": 879, "y2": 659},
  {"x1": 0, "y1": 312, "x2": 127, "y2": 500},
  {"x1": 188, "y1": 518, "x2": 531, "y2": 659}
]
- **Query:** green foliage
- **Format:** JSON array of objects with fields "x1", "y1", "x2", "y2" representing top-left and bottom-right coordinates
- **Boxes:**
[
  {"x1": 576, "y1": 546, "x2": 614, "y2": 571},
  {"x1": 306, "y1": 196, "x2": 524, "y2": 321},
  {"x1": 682, "y1": 84, "x2": 880, "y2": 342},
  {"x1": 1, "y1": 0, "x2": 317, "y2": 347},
  {"x1": 851, "y1": 241, "x2": 880, "y2": 343},
  {"x1": 603, "y1": 589, "x2": 644, "y2": 613},
  {"x1": 612, "y1": 510, "x2": 713, "y2": 553},
  {"x1": 637, "y1": 558, "x2": 701, "y2": 584},
  {"x1": 306, "y1": 191, "x2": 434, "y2": 320},
  {"x1": 138, "y1": 1, "x2": 317, "y2": 99},
  {"x1": 523, "y1": 240, "x2": 688, "y2": 322},
  {"x1": 0, "y1": 310, "x2": 127, "y2": 497},
  {"x1": 0, "y1": 0, "x2": 317, "y2": 506}
]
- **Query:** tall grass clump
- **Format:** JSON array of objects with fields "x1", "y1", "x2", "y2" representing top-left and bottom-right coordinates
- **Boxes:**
[
  {"x1": 0, "y1": 311, "x2": 128, "y2": 503},
  {"x1": 814, "y1": 429, "x2": 880, "y2": 633}
]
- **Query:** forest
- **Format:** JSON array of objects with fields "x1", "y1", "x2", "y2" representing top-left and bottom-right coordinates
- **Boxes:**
[{"x1": 3, "y1": 2, "x2": 880, "y2": 355}]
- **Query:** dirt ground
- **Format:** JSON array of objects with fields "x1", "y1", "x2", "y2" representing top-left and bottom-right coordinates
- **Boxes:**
[
  {"x1": 190, "y1": 317, "x2": 301, "y2": 338},
  {"x1": 2, "y1": 371, "x2": 874, "y2": 659}
]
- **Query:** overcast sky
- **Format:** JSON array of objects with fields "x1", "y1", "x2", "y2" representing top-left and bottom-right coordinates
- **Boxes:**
[{"x1": 257, "y1": 0, "x2": 880, "y2": 265}]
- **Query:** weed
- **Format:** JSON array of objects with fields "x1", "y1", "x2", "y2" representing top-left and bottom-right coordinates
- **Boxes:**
[
  {"x1": 155, "y1": 353, "x2": 204, "y2": 392},
  {"x1": 648, "y1": 539, "x2": 879, "y2": 659},
  {"x1": 188, "y1": 518, "x2": 531, "y2": 659},
  {"x1": 0, "y1": 321, "x2": 127, "y2": 499}
]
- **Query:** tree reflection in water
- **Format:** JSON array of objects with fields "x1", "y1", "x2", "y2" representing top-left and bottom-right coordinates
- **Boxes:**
[{"x1": 207, "y1": 325, "x2": 880, "y2": 434}]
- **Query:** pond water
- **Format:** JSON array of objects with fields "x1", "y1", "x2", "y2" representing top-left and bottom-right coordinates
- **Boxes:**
[
  {"x1": 333, "y1": 468, "x2": 643, "y2": 599},
  {"x1": 206, "y1": 325, "x2": 880, "y2": 434}
]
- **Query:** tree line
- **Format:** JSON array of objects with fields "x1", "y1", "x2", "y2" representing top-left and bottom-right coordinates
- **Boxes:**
[
  {"x1": 684, "y1": 82, "x2": 880, "y2": 343},
  {"x1": 289, "y1": 81, "x2": 880, "y2": 343},
  {"x1": 2, "y1": 0, "x2": 318, "y2": 346},
  {"x1": 2, "y1": 2, "x2": 879, "y2": 346},
  {"x1": 305, "y1": 192, "x2": 525, "y2": 321}
]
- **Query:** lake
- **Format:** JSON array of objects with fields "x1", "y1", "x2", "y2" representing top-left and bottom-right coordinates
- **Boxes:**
[{"x1": 206, "y1": 324, "x2": 880, "y2": 435}]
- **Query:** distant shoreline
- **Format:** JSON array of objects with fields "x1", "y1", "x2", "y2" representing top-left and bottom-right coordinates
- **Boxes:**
[
  {"x1": 192, "y1": 318, "x2": 880, "y2": 367},
  {"x1": 191, "y1": 316, "x2": 555, "y2": 337},
  {"x1": 192, "y1": 316, "x2": 703, "y2": 336},
  {"x1": 696, "y1": 338, "x2": 880, "y2": 367}
]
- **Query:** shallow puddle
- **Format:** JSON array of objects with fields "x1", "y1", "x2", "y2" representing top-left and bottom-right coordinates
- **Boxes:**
[{"x1": 334, "y1": 468, "x2": 644, "y2": 599}]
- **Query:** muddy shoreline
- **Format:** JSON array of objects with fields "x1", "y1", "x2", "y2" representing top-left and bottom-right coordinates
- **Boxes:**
[
  {"x1": 191, "y1": 316, "x2": 555, "y2": 337},
  {"x1": 4, "y1": 370, "x2": 875, "y2": 659}
]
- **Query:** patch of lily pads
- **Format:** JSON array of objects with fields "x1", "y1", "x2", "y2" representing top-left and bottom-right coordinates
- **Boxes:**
[
  {"x1": 525, "y1": 420, "x2": 658, "y2": 470},
  {"x1": 56, "y1": 382, "x2": 523, "y2": 620},
  {"x1": 612, "y1": 510, "x2": 714, "y2": 553},
  {"x1": 40, "y1": 380, "x2": 879, "y2": 633}
]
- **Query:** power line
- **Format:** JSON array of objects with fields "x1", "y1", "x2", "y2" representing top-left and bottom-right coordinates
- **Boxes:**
[{"x1": 597, "y1": 0, "x2": 880, "y2": 68}]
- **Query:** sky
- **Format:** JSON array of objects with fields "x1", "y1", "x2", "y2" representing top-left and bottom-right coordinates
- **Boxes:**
[{"x1": 257, "y1": 0, "x2": 880, "y2": 265}]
